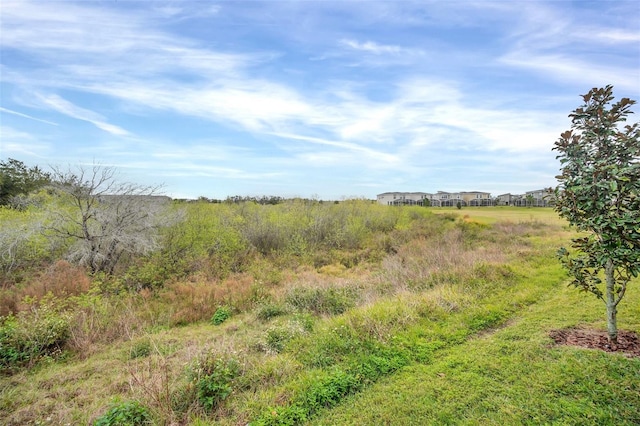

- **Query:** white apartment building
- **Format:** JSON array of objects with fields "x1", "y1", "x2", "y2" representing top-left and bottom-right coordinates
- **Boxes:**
[
  {"x1": 377, "y1": 189, "x2": 551, "y2": 207},
  {"x1": 377, "y1": 191, "x2": 492, "y2": 206}
]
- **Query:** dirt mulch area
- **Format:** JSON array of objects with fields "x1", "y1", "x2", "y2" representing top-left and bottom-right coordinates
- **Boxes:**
[{"x1": 550, "y1": 328, "x2": 640, "y2": 358}]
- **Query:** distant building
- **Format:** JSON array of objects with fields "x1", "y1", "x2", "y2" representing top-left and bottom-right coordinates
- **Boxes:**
[
  {"x1": 376, "y1": 192, "x2": 433, "y2": 206},
  {"x1": 525, "y1": 188, "x2": 555, "y2": 207},
  {"x1": 461, "y1": 191, "x2": 493, "y2": 206},
  {"x1": 377, "y1": 191, "x2": 492, "y2": 207},
  {"x1": 495, "y1": 193, "x2": 521, "y2": 206},
  {"x1": 435, "y1": 191, "x2": 464, "y2": 207},
  {"x1": 377, "y1": 189, "x2": 553, "y2": 207}
]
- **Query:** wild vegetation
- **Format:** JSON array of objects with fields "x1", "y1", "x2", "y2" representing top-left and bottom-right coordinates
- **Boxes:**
[{"x1": 1, "y1": 184, "x2": 638, "y2": 424}]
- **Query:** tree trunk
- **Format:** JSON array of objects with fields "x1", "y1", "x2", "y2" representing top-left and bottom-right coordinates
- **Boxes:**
[{"x1": 605, "y1": 259, "x2": 618, "y2": 344}]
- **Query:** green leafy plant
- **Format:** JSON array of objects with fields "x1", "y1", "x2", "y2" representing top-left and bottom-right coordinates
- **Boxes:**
[
  {"x1": 264, "y1": 323, "x2": 302, "y2": 353},
  {"x1": 211, "y1": 306, "x2": 232, "y2": 325},
  {"x1": 553, "y1": 85, "x2": 640, "y2": 343},
  {"x1": 94, "y1": 400, "x2": 152, "y2": 426},
  {"x1": 0, "y1": 295, "x2": 71, "y2": 370},
  {"x1": 191, "y1": 354, "x2": 241, "y2": 411}
]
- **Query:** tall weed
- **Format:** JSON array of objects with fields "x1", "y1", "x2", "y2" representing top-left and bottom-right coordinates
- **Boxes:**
[{"x1": 68, "y1": 291, "x2": 143, "y2": 357}]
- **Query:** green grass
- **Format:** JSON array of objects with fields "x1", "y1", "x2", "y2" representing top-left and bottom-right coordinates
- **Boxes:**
[
  {"x1": 308, "y1": 272, "x2": 640, "y2": 425},
  {"x1": 311, "y1": 282, "x2": 640, "y2": 425},
  {"x1": 431, "y1": 206, "x2": 565, "y2": 226}
]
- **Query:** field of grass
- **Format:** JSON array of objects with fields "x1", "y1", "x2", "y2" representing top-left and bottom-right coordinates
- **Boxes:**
[
  {"x1": 310, "y1": 277, "x2": 640, "y2": 425},
  {"x1": 1, "y1": 206, "x2": 638, "y2": 425},
  {"x1": 431, "y1": 206, "x2": 567, "y2": 226}
]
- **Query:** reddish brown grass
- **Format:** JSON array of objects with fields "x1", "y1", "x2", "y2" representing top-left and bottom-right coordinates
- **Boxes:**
[{"x1": 0, "y1": 260, "x2": 90, "y2": 316}]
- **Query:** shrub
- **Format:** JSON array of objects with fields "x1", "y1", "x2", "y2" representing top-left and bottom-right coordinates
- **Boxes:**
[
  {"x1": 0, "y1": 316, "x2": 23, "y2": 368},
  {"x1": 190, "y1": 353, "x2": 241, "y2": 411},
  {"x1": 249, "y1": 259, "x2": 284, "y2": 286},
  {"x1": 0, "y1": 295, "x2": 71, "y2": 371},
  {"x1": 123, "y1": 261, "x2": 171, "y2": 290},
  {"x1": 211, "y1": 306, "x2": 232, "y2": 325},
  {"x1": 67, "y1": 290, "x2": 144, "y2": 357},
  {"x1": 94, "y1": 400, "x2": 153, "y2": 426}
]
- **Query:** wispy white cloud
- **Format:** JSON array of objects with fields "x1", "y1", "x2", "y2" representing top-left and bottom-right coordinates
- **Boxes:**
[
  {"x1": 270, "y1": 132, "x2": 401, "y2": 165},
  {"x1": 340, "y1": 39, "x2": 410, "y2": 55},
  {"x1": 500, "y1": 53, "x2": 640, "y2": 93},
  {"x1": 36, "y1": 94, "x2": 130, "y2": 136},
  {"x1": 1, "y1": 0, "x2": 564, "y2": 158},
  {"x1": 497, "y1": 1, "x2": 640, "y2": 94},
  {"x1": 1, "y1": 0, "x2": 636, "y2": 199},
  {"x1": 153, "y1": 3, "x2": 220, "y2": 21},
  {"x1": 0, "y1": 107, "x2": 58, "y2": 126},
  {"x1": 1, "y1": 1, "x2": 250, "y2": 81},
  {"x1": 0, "y1": 126, "x2": 52, "y2": 157},
  {"x1": 593, "y1": 29, "x2": 640, "y2": 44}
]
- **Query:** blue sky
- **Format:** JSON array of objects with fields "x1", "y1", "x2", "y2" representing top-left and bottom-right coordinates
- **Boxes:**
[{"x1": 1, "y1": 1, "x2": 639, "y2": 200}]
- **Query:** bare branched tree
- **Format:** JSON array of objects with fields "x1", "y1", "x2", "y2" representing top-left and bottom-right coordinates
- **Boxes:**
[{"x1": 47, "y1": 164, "x2": 170, "y2": 275}]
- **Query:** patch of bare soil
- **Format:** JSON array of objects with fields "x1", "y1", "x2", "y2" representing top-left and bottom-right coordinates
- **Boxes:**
[{"x1": 550, "y1": 328, "x2": 640, "y2": 358}]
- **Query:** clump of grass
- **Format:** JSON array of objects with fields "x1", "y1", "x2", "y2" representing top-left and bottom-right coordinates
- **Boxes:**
[
  {"x1": 254, "y1": 368, "x2": 362, "y2": 425},
  {"x1": 68, "y1": 290, "x2": 145, "y2": 358},
  {"x1": 256, "y1": 302, "x2": 289, "y2": 321},
  {"x1": 317, "y1": 263, "x2": 348, "y2": 277},
  {"x1": 129, "y1": 339, "x2": 152, "y2": 359},
  {"x1": 253, "y1": 346, "x2": 412, "y2": 425},
  {"x1": 285, "y1": 285, "x2": 357, "y2": 316},
  {"x1": 263, "y1": 317, "x2": 312, "y2": 353}
]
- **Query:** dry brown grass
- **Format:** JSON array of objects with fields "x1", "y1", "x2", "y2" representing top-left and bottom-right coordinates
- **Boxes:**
[
  {"x1": 158, "y1": 273, "x2": 258, "y2": 326},
  {"x1": 0, "y1": 260, "x2": 90, "y2": 316},
  {"x1": 33, "y1": 260, "x2": 90, "y2": 297}
]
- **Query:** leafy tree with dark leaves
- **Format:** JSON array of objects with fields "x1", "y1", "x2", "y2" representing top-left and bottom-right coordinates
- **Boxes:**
[
  {"x1": 0, "y1": 159, "x2": 51, "y2": 207},
  {"x1": 553, "y1": 85, "x2": 640, "y2": 343}
]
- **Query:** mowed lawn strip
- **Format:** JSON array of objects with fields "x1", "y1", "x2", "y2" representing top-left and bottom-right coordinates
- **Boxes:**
[{"x1": 308, "y1": 273, "x2": 640, "y2": 425}]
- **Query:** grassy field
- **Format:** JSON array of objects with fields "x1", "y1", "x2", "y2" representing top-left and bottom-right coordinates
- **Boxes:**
[
  {"x1": 431, "y1": 206, "x2": 567, "y2": 226},
  {"x1": 310, "y1": 275, "x2": 640, "y2": 425},
  {"x1": 1, "y1": 206, "x2": 638, "y2": 425}
]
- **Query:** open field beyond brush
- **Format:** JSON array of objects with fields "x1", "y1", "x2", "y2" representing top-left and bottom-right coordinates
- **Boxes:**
[{"x1": 1, "y1": 205, "x2": 638, "y2": 425}]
